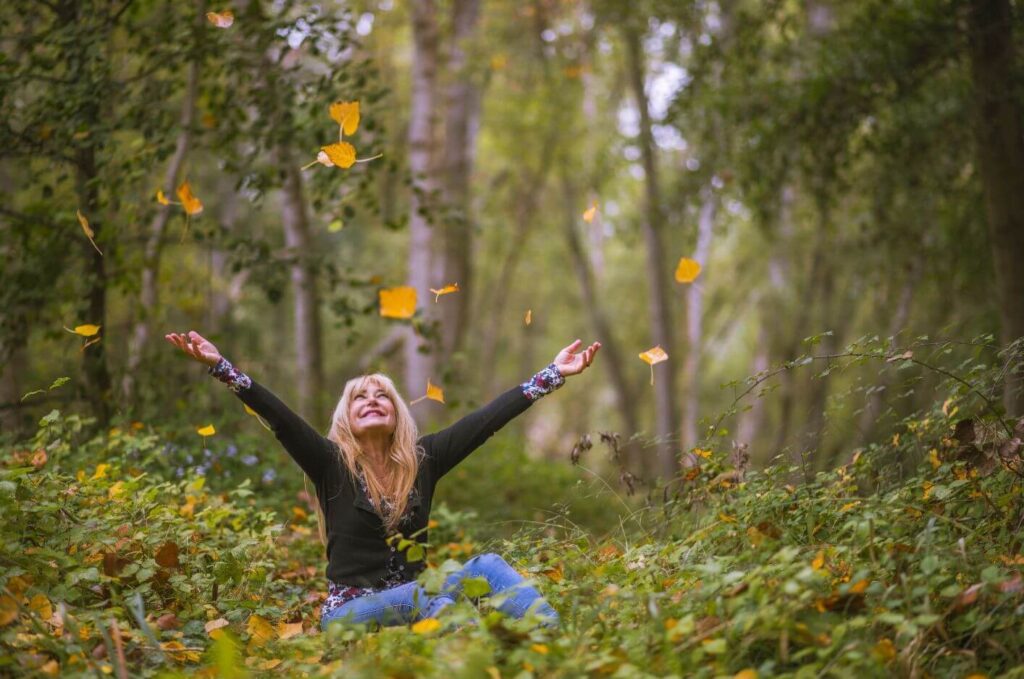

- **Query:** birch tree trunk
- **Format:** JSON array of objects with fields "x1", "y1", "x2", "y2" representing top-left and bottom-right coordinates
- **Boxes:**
[
  {"x1": 278, "y1": 151, "x2": 324, "y2": 422},
  {"x1": 405, "y1": 0, "x2": 441, "y2": 399},
  {"x1": 123, "y1": 38, "x2": 200, "y2": 401},
  {"x1": 681, "y1": 187, "x2": 717, "y2": 456},
  {"x1": 966, "y1": 0, "x2": 1024, "y2": 416},
  {"x1": 624, "y1": 25, "x2": 679, "y2": 478},
  {"x1": 439, "y1": 0, "x2": 482, "y2": 360}
]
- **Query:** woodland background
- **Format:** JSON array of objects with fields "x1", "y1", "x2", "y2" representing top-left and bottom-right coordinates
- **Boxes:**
[{"x1": 3, "y1": 0, "x2": 1024, "y2": 677}]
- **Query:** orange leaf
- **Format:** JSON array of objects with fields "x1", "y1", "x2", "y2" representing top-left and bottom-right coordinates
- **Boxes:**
[
  {"x1": 176, "y1": 181, "x2": 203, "y2": 216},
  {"x1": 524, "y1": 309, "x2": 532, "y2": 326},
  {"x1": 320, "y1": 142, "x2": 357, "y2": 169},
  {"x1": 733, "y1": 671, "x2": 759, "y2": 679},
  {"x1": 411, "y1": 380, "x2": 445, "y2": 405},
  {"x1": 675, "y1": 257, "x2": 701, "y2": 283},
  {"x1": 811, "y1": 551, "x2": 825, "y2": 571},
  {"x1": 329, "y1": 100, "x2": 361, "y2": 137},
  {"x1": 76, "y1": 210, "x2": 103, "y2": 255},
  {"x1": 246, "y1": 614, "x2": 277, "y2": 645},
  {"x1": 379, "y1": 286, "x2": 417, "y2": 319},
  {"x1": 411, "y1": 617, "x2": 441, "y2": 634},
  {"x1": 582, "y1": 202, "x2": 598, "y2": 223},
  {"x1": 206, "y1": 10, "x2": 234, "y2": 28},
  {"x1": 429, "y1": 283, "x2": 460, "y2": 303},
  {"x1": 848, "y1": 579, "x2": 869, "y2": 594},
  {"x1": 278, "y1": 621, "x2": 303, "y2": 639}
]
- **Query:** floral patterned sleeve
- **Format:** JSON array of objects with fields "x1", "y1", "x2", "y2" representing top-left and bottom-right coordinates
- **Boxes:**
[
  {"x1": 208, "y1": 357, "x2": 252, "y2": 393},
  {"x1": 520, "y1": 363, "x2": 565, "y2": 401}
]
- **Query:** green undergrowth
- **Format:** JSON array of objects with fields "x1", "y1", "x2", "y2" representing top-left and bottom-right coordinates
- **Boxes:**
[{"x1": 2, "y1": 396, "x2": 1024, "y2": 678}]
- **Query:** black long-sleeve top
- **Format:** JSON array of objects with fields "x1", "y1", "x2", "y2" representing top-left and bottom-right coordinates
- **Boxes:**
[{"x1": 211, "y1": 361, "x2": 564, "y2": 588}]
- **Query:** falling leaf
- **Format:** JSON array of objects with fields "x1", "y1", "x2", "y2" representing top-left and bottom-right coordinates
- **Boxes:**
[
  {"x1": 411, "y1": 380, "x2": 445, "y2": 406},
  {"x1": 205, "y1": 618, "x2": 229, "y2": 634},
  {"x1": 379, "y1": 286, "x2": 417, "y2": 319},
  {"x1": 320, "y1": 142, "x2": 357, "y2": 169},
  {"x1": 675, "y1": 257, "x2": 701, "y2": 283},
  {"x1": 315, "y1": 150, "x2": 334, "y2": 167},
  {"x1": 76, "y1": 210, "x2": 103, "y2": 255},
  {"x1": 176, "y1": 180, "x2": 203, "y2": 216},
  {"x1": 155, "y1": 541, "x2": 180, "y2": 568},
  {"x1": 429, "y1": 283, "x2": 460, "y2": 302},
  {"x1": 278, "y1": 621, "x2": 303, "y2": 639},
  {"x1": 329, "y1": 100, "x2": 361, "y2": 137},
  {"x1": 328, "y1": 218, "x2": 344, "y2": 232},
  {"x1": 196, "y1": 424, "x2": 216, "y2": 437},
  {"x1": 156, "y1": 190, "x2": 170, "y2": 206},
  {"x1": 524, "y1": 309, "x2": 532, "y2": 326},
  {"x1": 639, "y1": 345, "x2": 669, "y2": 385},
  {"x1": 246, "y1": 614, "x2": 277, "y2": 645},
  {"x1": 411, "y1": 618, "x2": 441, "y2": 634},
  {"x1": 583, "y1": 202, "x2": 598, "y2": 223},
  {"x1": 206, "y1": 10, "x2": 234, "y2": 28}
]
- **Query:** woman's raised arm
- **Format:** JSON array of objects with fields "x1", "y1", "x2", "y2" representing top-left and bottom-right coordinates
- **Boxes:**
[
  {"x1": 423, "y1": 339, "x2": 600, "y2": 479},
  {"x1": 165, "y1": 331, "x2": 337, "y2": 483}
]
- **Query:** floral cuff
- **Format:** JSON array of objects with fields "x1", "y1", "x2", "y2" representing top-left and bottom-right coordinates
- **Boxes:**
[
  {"x1": 520, "y1": 363, "x2": 565, "y2": 401},
  {"x1": 208, "y1": 357, "x2": 252, "y2": 393}
]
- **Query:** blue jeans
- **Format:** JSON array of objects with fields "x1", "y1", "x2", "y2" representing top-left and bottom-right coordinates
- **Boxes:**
[{"x1": 320, "y1": 553, "x2": 559, "y2": 630}]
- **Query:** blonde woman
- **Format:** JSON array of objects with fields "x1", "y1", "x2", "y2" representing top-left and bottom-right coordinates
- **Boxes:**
[{"x1": 165, "y1": 330, "x2": 600, "y2": 630}]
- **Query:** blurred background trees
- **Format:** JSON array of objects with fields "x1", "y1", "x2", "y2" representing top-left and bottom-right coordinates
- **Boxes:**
[{"x1": 2, "y1": 0, "x2": 1022, "y2": 482}]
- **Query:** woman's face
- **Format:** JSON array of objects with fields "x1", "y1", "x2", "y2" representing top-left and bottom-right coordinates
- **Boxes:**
[{"x1": 348, "y1": 380, "x2": 397, "y2": 439}]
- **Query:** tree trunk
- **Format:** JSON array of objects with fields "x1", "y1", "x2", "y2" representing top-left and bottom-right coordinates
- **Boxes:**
[
  {"x1": 123, "y1": 46, "x2": 200, "y2": 401},
  {"x1": 561, "y1": 174, "x2": 642, "y2": 452},
  {"x1": 624, "y1": 25, "x2": 679, "y2": 478},
  {"x1": 681, "y1": 186, "x2": 717, "y2": 456},
  {"x1": 736, "y1": 325, "x2": 770, "y2": 454},
  {"x1": 279, "y1": 151, "x2": 324, "y2": 423},
  {"x1": 405, "y1": 0, "x2": 441, "y2": 400},
  {"x1": 966, "y1": 0, "x2": 1024, "y2": 416},
  {"x1": 439, "y1": 0, "x2": 482, "y2": 360}
]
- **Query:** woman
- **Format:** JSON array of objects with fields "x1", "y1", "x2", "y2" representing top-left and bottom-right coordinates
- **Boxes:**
[{"x1": 165, "y1": 330, "x2": 600, "y2": 631}]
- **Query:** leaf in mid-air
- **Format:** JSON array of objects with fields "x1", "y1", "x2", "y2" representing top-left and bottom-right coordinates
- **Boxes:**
[
  {"x1": 176, "y1": 180, "x2": 203, "y2": 215},
  {"x1": 379, "y1": 286, "x2": 417, "y2": 319},
  {"x1": 429, "y1": 283, "x2": 460, "y2": 302},
  {"x1": 583, "y1": 202, "x2": 598, "y2": 223},
  {"x1": 639, "y1": 345, "x2": 668, "y2": 385},
  {"x1": 674, "y1": 257, "x2": 702, "y2": 283},
  {"x1": 66, "y1": 324, "x2": 101, "y2": 337},
  {"x1": 524, "y1": 309, "x2": 532, "y2": 326},
  {"x1": 196, "y1": 424, "x2": 216, "y2": 437},
  {"x1": 76, "y1": 210, "x2": 103, "y2": 255},
  {"x1": 320, "y1": 142, "x2": 357, "y2": 169},
  {"x1": 329, "y1": 100, "x2": 360, "y2": 137}
]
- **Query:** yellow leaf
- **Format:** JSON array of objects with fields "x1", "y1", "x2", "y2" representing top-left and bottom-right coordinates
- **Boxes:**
[
  {"x1": 67, "y1": 324, "x2": 101, "y2": 337},
  {"x1": 928, "y1": 449, "x2": 941, "y2": 469},
  {"x1": 490, "y1": 54, "x2": 508, "y2": 70},
  {"x1": 328, "y1": 218, "x2": 344, "y2": 232},
  {"x1": 320, "y1": 142, "x2": 357, "y2": 169},
  {"x1": 411, "y1": 617, "x2": 441, "y2": 634},
  {"x1": 718, "y1": 512, "x2": 737, "y2": 524},
  {"x1": 873, "y1": 638, "x2": 896, "y2": 662},
  {"x1": 246, "y1": 614, "x2": 277, "y2": 645},
  {"x1": 849, "y1": 579, "x2": 869, "y2": 594},
  {"x1": 206, "y1": 10, "x2": 234, "y2": 28},
  {"x1": 278, "y1": 621, "x2": 303, "y2": 639},
  {"x1": 108, "y1": 481, "x2": 125, "y2": 499},
  {"x1": 639, "y1": 345, "x2": 669, "y2": 386},
  {"x1": 196, "y1": 424, "x2": 216, "y2": 437},
  {"x1": 379, "y1": 286, "x2": 417, "y2": 319},
  {"x1": 922, "y1": 480, "x2": 934, "y2": 500},
  {"x1": 257, "y1": 659, "x2": 283, "y2": 670},
  {"x1": 76, "y1": 210, "x2": 103, "y2": 255},
  {"x1": 530, "y1": 643, "x2": 549, "y2": 655},
  {"x1": 329, "y1": 100, "x2": 361, "y2": 137},
  {"x1": 692, "y1": 448, "x2": 712, "y2": 459},
  {"x1": 156, "y1": 189, "x2": 170, "y2": 206},
  {"x1": 429, "y1": 282, "x2": 460, "y2": 303},
  {"x1": 674, "y1": 257, "x2": 702, "y2": 283},
  {"x1": 0, "y1": 595, "x2": 19, "y2": 626},
  {"x1": 411, "y1": 380, "x2": 445, "y2": 405},
  {"x1": 524, "y1": 309, "x2": 532, "y2": 326},
  {"x1": 734, "y1": 670, "x2": 759, "y2": 679},
  {"x1": 582, "y1": 202, "x2": 598, "y2": 223},
  {"x1": 176, "y1": 180, "x2": 203, "y2": 216},
  {"x1": 839, "y1": 501, "x2": 860, "y2": 512},
  {"x1": 161, "y1": 640, "x2": 201, "y2": 663},
  {"x1": 811, "y1": 551, "x2": 825, "y2": 571},
  {"x1": 91, "y1": 464, "x2": 110, "y2": 480}
]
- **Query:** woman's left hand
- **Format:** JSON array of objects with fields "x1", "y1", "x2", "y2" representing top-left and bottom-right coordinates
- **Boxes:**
[{"x1": 553, "y1": 339, "x2": 601, "y2": 377}]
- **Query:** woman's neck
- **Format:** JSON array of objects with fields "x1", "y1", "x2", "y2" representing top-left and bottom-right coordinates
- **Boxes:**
[{"x1": 358, "y1": 434, "x2": 390, "y2": 474}]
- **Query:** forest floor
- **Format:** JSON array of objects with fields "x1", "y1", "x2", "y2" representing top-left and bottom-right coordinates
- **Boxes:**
[{"x1": 2, "y1": 394, "x2": 1024, "y2": 678}]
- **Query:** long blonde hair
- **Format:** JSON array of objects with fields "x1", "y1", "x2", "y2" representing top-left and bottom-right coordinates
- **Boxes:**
[{"x1": 308, "y1": 373, "x2": 421, "y2": 542}]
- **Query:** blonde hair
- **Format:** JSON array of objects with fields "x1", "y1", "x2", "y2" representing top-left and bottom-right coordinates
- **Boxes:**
[{"x1": 308, "y1": 373, "x2": 421, "y2": 543}]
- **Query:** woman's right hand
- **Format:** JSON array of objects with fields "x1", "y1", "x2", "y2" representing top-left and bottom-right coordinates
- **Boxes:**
[{"x1": 165, "y1": 331, "x2": 223, "y2": 367}]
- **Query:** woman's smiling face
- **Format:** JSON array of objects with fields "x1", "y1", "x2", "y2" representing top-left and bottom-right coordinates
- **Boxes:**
[{"x1": 348, "y1": 379, "x2": 397, "y2": 438}]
